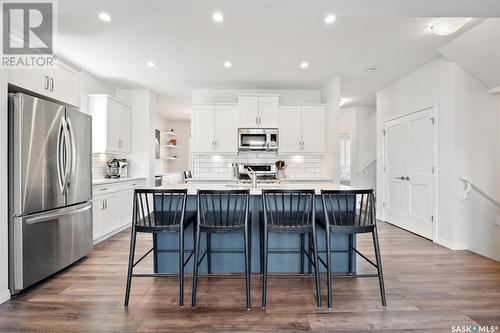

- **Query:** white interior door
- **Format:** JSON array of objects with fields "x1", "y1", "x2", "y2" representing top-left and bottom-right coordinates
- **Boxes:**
[{"x1": 384, "y1": 108, "x2": 435, "y2": 239}]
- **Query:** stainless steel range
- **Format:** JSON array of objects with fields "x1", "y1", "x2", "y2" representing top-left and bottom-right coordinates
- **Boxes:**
[{"x1": 237, "y1": 163, "x2": 278, "y2": 184}]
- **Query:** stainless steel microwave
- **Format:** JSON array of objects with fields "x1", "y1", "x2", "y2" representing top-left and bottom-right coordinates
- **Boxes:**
[{"x1": 238, "y1": 128, "x2": 279, "y2": 151}]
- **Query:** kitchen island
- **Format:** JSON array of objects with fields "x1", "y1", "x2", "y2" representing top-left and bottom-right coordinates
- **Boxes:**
[{"x1": 153, "y1": 182, "x2": 359, "y2": 274}]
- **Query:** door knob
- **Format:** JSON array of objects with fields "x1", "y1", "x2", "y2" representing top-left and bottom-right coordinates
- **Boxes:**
[{"x1": 404, "y1": 176, "x2": 410, "y2": 181}]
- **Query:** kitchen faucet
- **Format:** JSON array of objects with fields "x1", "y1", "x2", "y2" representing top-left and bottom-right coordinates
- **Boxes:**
[{"x1": 245, "y1": 167, "x2": 258, "y2": 188}]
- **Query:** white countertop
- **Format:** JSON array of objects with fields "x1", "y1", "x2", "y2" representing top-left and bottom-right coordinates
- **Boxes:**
[
  {"x1": 156, "y1": 182, "x2": 360, "y2": 195},
  {"x1": 92, "y1": 177, "x2": 146, "y2": 186}
]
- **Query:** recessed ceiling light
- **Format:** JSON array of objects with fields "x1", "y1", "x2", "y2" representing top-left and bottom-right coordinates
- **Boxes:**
[
  {"x1": 365, "y1": 67, "x2": 377, "y2": 72},
  {"x1": 324, "y1": 14, "x2": 336, "y2": 24},
  {"x1": 223, "y1": 61, "x2": 232, "y2": 68},
  {"x1": 429, "y1": 17, "x2": 471, "y2": 36},
  {"x1": 212, "y1": 12, "x2": 224, "y2": 23},
  {"x1": 339, "y1": 97, "x2": 350, "y2": 106},
  {"x1": 146, "y1": 61, "x2": 155, "y2": 68},
  {"x1": 300, "y1": 62, "x2": 309, "y2": 69},
  {"x1": 98, "y1": 12, "x2": 111, "y2": 22}
]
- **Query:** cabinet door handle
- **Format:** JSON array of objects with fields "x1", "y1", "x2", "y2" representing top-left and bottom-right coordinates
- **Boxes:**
[
  {"x1": 50, "y1": 77, "x2": 54, "y2": 92},
  {"x1": 99, "y1": 188, "x2": 108, "y2": 191},
  {"x1": 44, "y1": 76, "x2": 49, "y2": 90}
]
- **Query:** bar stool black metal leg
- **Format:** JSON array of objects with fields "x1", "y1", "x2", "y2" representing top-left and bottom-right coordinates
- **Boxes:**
[
  {"x1": 259, "y1": 218, "x2": 264, "y2": 274},
  {"x1": 206, "y1": 233, "x2": 212, "y2": 274},
  {"x1": 179, "y1": 224, "x2": 184, "y2": 307},
  {"x1": 261, "y1": 229, "x2": 268, "y2": 309},
  {"x1": 244, "y1": 225, "x2": 251, "y2": 310},
  {"x1": 372, "y1": 227, "x2": 387, "y2": 306},
  {"x1": 325, "y1": 228, "x2": 333, "y2": 309},
  {"x1": 308, "y1": 232, "x2": 312, "y2": 275},
  {"x1": 191, "y1": 224, "x2": 201, "y2": 309},
  {"x1": 312, "y1": 226, "x2": 322, "y2": 308},
  {"x1": 300, "y1": 234, "x2": 305, "y2": 274},
  {"x1": 124, "y1": 225, "x2": 137, "y2": 307},
  {"x1": 348, "y1": 234, "x2": 353, "y2": 274}
]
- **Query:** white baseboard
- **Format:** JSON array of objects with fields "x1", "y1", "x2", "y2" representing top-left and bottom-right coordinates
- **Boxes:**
[
  {"x1": 436, "y1": 237, "x2": 468, "y2": 250},
  {"x1": 93, "y1": 224, "x2": 130, "y2": 245},
  {"x1": 0, "y1": 289, "x2": 10, "y2": 304}
]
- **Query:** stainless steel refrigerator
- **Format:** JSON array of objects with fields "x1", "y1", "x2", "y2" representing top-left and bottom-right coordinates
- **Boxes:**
[{"x1": 8, "y1": 92, "x2": 93, "y2": 293}]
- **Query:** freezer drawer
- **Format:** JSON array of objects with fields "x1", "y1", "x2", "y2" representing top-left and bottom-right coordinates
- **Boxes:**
[{"x1": 11, "y1": 203, "x2": 92, "y2": 293}]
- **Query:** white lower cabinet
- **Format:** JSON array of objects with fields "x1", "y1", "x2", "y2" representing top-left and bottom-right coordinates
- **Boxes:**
[{"x1": 92, "y1": 179, "x2": 145, "y2": 244}]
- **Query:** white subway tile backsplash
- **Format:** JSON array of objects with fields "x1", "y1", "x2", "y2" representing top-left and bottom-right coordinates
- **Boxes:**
[{"x1": 192, "y1": 152, "x2": 322, "y2": 180}]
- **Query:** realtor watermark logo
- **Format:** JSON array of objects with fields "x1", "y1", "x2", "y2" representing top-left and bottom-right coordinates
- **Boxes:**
[
  {"x1": 451, "y1": 324, "x2": 499, "y2": 332},
  {"x1": 1, "y1": 0, "x2": 56, "y2": 68}
]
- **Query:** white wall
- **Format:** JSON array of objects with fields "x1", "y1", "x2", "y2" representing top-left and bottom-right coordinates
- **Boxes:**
[
  {"x1": 153, "y1": 113, "x2": 168, "y2": 176},
  {"x1": 0, "y1": 70, "x2": 10, "y2": 303},
  {"x1": 192, "y1": 89, "x2": 322, "y2": 104},
  {"x1": 453, "y1": 65, "x2": 500, "y2": 260},
  {"x1": 116, "y1": 89, "x2": 157, "y2": 187},
  {"x1": 340, "y1": 106, "x2": 377, "y2": 189},
  {"x1": 377, "y1": 58, "x2": 500, "y2": 260},
  {"x1": 79, "y1": 71, "x2": 117, "y2": 115},
  {"x1": 165, "y1": 121, "x2": 191, "y2": 173},
  {"x1": 321, "y1": 77, "x2": 341, "y2": 181}
]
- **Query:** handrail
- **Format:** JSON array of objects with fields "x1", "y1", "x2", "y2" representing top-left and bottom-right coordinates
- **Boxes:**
[
  {"x1": 357, "y1": 156, "x2": 377, "y2": 174},
  {"x1": 459, "y1": 177, "x2": 500, "y2": 208}
]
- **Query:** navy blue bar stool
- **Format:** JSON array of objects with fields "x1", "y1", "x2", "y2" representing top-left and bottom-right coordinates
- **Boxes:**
[
  {"x1": 319, "y1": 189, "x2": 386, "y2": 309},
  {"x1": 124, "y1": 189, "x2": 195, "y2": 307},
  {"x1": 261, "y1": 189, "x2": 321, "y2": 309},
  {"x1": 191, "y1": 189, "x2": 251, "y2": 310}
]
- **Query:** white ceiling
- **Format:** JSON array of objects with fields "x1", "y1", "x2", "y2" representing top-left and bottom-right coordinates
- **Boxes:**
[
  {"x1": 56, "y1": 1, "x2": 500, "y2": 120},
  {"x1": 439, "y1": 19, "x2": 500, "y2": 91}
]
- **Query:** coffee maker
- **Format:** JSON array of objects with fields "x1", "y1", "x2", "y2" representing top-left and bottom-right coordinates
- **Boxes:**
[{"x1": 106, "y1": 158, "x2": 128, "y2": 178}]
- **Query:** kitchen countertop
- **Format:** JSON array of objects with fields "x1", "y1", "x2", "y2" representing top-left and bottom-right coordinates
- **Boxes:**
[
  {"x1": 92, "y1": 177, "x2": 146, "y2": 186},
  {"x1": 157, "y1": 182, "x2": 360, "y2": 195}
]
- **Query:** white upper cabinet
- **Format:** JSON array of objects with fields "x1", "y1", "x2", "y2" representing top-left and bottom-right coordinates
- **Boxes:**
[
  {"x1": 258, "y1": 96, "x2": 279, "y2": 127},
  {"x1": 278, "y1": 104, "x2": 326, "y2": 154},
  {"x1": 8, "y1": 59, "x2": 80, "y2": 107},
  {"x1": 89, "y1": 94, "x2": 131, "y2": 154},
  {"x1": 278, "y1": 106, "x2": 302, "y2": 153},
  {"x1": 192, "y1": 104, "x2": 239, "y2": 153},
  {"x1": 192, "y1": 104, "x2": 215, "y2": 153},
  {"x1": 238, "y1": 96, "x2": 259, "y2": 127},
  {"x1": 215, "y1": 105, "x2": 239, "y2": 153},
  {"x1": 238, "y1": 95, "x2": 279, "y2": 128},
  {"x1": 301, "y1": 105, "x2": 325, "y2": 153}
]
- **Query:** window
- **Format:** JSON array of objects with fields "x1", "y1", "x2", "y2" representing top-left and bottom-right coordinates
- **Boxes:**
[{"x1": 339, "y1": 133, "x2": 351, "y2": 181}]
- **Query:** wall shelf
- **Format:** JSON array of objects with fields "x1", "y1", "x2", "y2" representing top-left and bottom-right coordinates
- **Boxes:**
[{"x1": 163, "y1": 144, "x2": 177, "y2": 148}]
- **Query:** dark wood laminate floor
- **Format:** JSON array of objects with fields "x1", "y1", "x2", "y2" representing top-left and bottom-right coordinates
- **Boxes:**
[{"x1": 0, "y1": 222, "x2": 499, "y2": 332}]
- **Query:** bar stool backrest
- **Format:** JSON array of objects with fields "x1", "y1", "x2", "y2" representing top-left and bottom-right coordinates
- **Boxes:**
[
  {"x1": 262, "y1": 189, "x2": 315, "y2": 229},
  {"x1": 320, "y1": 189, "x2": 375, "y2": 228},
  {"x1": 133, "y1": 189, "x2": 188, "y2": 227},
  {"x1": 197, "y1": 190, "x2": 250, "y2": 228}
]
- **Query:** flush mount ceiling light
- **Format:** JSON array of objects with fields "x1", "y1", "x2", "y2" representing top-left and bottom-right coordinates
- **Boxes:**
[
  {"x1": 223, "y1": 61, "x2": 232, "y2": 68},
  {"x1": 212, "y1": 12, "x2": 224, "y2": 23},
  {"x1": 98, "y1": 12, "x2": 111, "y2": 22},
  {"x1": 146, "y1": 61, "x2": 155, "y2": 68},
  {"x1": 429, "y1": 17, "x2": 471, "y2": 36},
  {"x1": 324, "y1": 14, "x2": 336, "y2": 24},
  {"x1": 300, "y1": 62, "x2": 309, "y2": 69}
]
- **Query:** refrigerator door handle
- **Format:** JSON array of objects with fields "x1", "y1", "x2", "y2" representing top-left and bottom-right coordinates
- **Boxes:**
[
  {"x1": 24, "y1": 203, "x2": 92, "y2": 225},
  {"x1": 65, "y1": 118, "x2": 76, "y2": 194},
  {"x1": 61, "y1": 118, "x2": 72, "y2": 195},
  {"x1": 56, "y1": 118, "x2": 66, "y2": 194}
]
